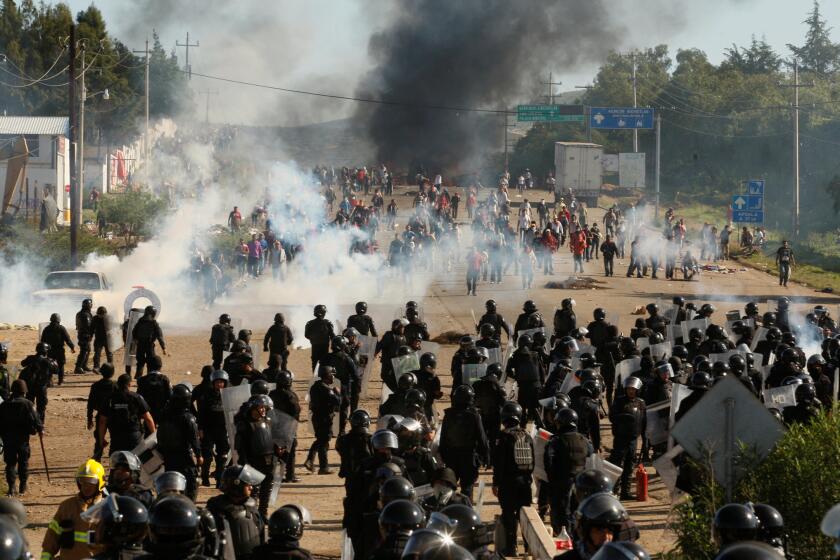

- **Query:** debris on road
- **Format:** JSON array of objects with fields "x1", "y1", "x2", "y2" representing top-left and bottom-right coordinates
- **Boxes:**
[
  {"x1": 545, "y1": 276, "x2": 607, "y2": 290},
  {"x1": 432, "y1": 330, "x2": 468, "y2": 344}
]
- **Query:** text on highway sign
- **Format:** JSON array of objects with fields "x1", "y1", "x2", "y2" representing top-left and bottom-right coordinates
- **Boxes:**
[{"x1": 590, "y1": 107, "x2": 654, "y2": 129}]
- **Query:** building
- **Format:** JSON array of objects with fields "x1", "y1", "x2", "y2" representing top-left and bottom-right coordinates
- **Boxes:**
[{"x1": 0, "y1": 116, "x2": 70, "y2": 224}]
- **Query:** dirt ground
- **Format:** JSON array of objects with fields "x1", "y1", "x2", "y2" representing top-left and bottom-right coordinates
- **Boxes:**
[{"x1": 2, "y1": 185, "x2": 836, "y2": 558}]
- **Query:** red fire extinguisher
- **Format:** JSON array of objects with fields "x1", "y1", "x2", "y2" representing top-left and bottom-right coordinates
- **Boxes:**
[{"x1": 636, "y1": 463, "x2": 649, "y2": 501}]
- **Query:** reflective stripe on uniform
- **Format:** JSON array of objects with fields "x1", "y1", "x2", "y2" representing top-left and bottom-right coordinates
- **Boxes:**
[
  {"x1": 48, "y1": 519, "x2": 61, "y2": 534},
  {"x1": 40, "y1": 553, "x2": 53, "y2": 560},
  {"x1": 74, "y1": 531, "x2": 90, "y2": 543}
]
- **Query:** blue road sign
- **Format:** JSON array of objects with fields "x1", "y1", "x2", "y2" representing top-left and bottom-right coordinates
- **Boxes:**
[
  {"x1": 747, "y1": 180, "x2": 765, "y2": 195},
  {"x1": 590, "y1": 107, "x2": 655, "y2": 129},
  {"x1": 731, "y1": 194, "x2": 763, "y2": 211},
  {"x1": 732, "y1": 210, "x2": 764, "y2": 223}
]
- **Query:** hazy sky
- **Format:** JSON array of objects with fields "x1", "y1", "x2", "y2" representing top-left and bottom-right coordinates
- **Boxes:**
[{"x1": 66, "y1": 0, "x2": 840, "y2": 126}]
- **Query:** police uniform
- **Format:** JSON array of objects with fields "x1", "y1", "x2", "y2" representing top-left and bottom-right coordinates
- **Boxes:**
[
  {"x1": 414, "y1": 369, "x2": 442, "y2": 420},
  {"x1": 91, "y1": 313, "x2": 113, "y2": 368},
  {"x1": 545, "y1": 429, "x2": 590, "y2": 533},
  {"x1": 492, "y1": 425, "x2": 535, "y2": 556},
  {"x1": 0, "y1": 393, "x2": 42, "y2": 494},
  {"x1": 157, "y1": 403, "x2": 202, "y2": 501},
  {"x1": 235, "y1": 413, "x2": 280, "y2": 517},
  {"x1": 439, "y1": 404, "x2": 489, "y2": 499},
  {"x1": 304, "y1": 318, "x2": 334, "y2": 371},
  {"x1": 404, "y1": 320, "x2": 430, "y2": 342},
  {"x1": 251, "y1": 538, "x2": 314, "y2": 560},
  {"x1": 263, "y1": 320, "x2": 294, "y2": 370},
  {"x1": 131, "y1": 316, "x2": 165, "y2": 378},
  {"x1": 196, "y1": 387, "x2": 230, "y2": 485},
  {"x1": 269, "y1": 386, "x2": 302, "y2": 482},
  {"x1": 104, "y1": 390, "x2": 151, "y2": 452},
  {"x1": 87, "y1": 377, "x2": 115, "y2": 461},
  {"x1": 75, "y1": 307, "x2": 94, "y2": 373},
  {"x1": 326, "y1": 349, "x2": 359, "y2": 435},
  {"x1": 206, "y1": 494, "x2": 264, "y2": 559},
  {"x1": 347, "y1": 313, "x2": 378, "y2": 337},
  {"x1": 306, "y1": 379, "x2": 341, "y2": 472},
  {"x1": 136, "y1": 371, "x2": 172, "y2": 422},
  {"x1": 553, "y1": 309, "x2": 576, "y2": 339},
  {"x1": 478, "y1": 312, "x2": 510, "y2": 340},
  {"x1": 473, "y1": 375, "x2": 506, "y2": 456},
  {"x1": 19, "y1": 353, "x2": 57, "y2": 422},
  {"x1": 376, "y1": 331, "x2": 406, "y2": 392},
  {"x1": 608, "y1": 394, "x2": 646, "y2": 497},
  {"x1": 513, "y1": 311, "x2": 544, "y2": 341},
  {"x1": 209, "y1": 322, "x2": 235, "y2": 370},
  {"x1": 505, "y1": 348, "x2": 543, "y2": 427},
  {"x1": 40, "y1": 322, "x2": 74, "y2": 383},
  {"x1": 586, "y1": 319, "x2": 611, "y2": 350}
]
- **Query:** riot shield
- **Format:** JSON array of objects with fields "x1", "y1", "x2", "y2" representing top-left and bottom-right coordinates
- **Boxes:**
[
  {"x1": 531, "y1": 427, "x2": 552, "y2": 482},
  {"x1": 357, "y1": 334, "x2": 377, "y2": 399},
  {"x1": 123, "y1": 309, "x2": 143, "y2": 370},
  {"x1": 462, "y1": 364, "x2": 487, "y2": 385},
  {"x1": 391, "y1": 354, "x2": 420, "y2": 382},
  {"x1": 615, "y1": 357, "x2": 642, "y2": 387},
  {"x1": 271, "y1": 409, "x2": 298, "y2": 449},
  {"x1": 419, "y1": 341, "x2": 440, "y2": 357},
  {"x1": 680, "y1": 318, "x2": 709, "y2": 344},
  {"x1": 645, "y1": 400, "x2": 670, "y2": 447},
  {"x1": 486, "y1": 348, "x2": 503, "y2": 367},
  {"x1": 221, "y1": 384, "x2": 252, "y2": 463},
  {"x1": 763, "y1": 385, "x2": 797, "y2": 409},
  {"x1": 105, "y1": 313, "x2": 123, "y2": 353},
  {"x1": 648, "y1": 342, "x2": 672, "y2": 361},
  {"x1": 131, "y1": 432, "x2": 166, "y2": 487}
]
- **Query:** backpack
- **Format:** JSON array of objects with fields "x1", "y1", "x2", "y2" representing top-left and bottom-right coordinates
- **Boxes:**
[{"x1": 510, "y1": 428, "x2": 535, "y2": 474}]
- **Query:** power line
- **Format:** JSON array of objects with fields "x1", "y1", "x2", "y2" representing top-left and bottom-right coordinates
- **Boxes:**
[{"x1": 659, "y1": 117, "x2": 788, "y2": 139}]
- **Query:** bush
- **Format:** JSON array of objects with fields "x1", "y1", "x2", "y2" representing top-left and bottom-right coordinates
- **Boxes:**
[
  {"x1": 668, "y1": 412, "x2": 840, "y2": 559},
  {"x1": 99, "y1": 190, "x2": 169, "y2": 245}
]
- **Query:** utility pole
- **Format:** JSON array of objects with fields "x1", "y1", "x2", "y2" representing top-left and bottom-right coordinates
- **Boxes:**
[
  {"x1": 631, "y1": 52, "x2": 639, "y2": 153},
  {"x1": 199, "y1": 89, "x2": 219, "y2": 124},
  {"x1": 78, "y1": 42, "x2": 86, "y2": 221},
  {"x1": 779, "y1": 59, "x2": 814, "y2": 236},
  {"x1": 503, "y1": 111, "x2": 516, "y2": 172},
  {"x1": 132, "y1": 39, "x2": 150, "y2": 182},
  {"x1": 541, "y1": 73, "x2": 563, "y2": 105},
  {"x1": 176, "y1": 32, "x2": 199, "y2": 79},
  {"x1": 575, "y1": 85, "x2": 594, "y2": 142},
  {"x1": 69, "y1": 23, "x2": 78, "y2": 267},
  {"x1": 655, "y1": 112, "x2": 661, "y2": 220}
]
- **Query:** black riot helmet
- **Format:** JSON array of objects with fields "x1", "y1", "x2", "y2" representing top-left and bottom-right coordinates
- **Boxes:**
[
  {"x1": 109, "y1": 451, "x2": 142, "y2": 483},
  {"x1": 82, "y1": 298, "x2": 93, "y2": 310},
  {"x1": 420, "y1": 352, "x2": 437, "y2": 371},
  {"x1": 479, "y1": 323, "x2": 496, "y2": 338},
  {"x1": 591, "y1": 542, "x2": 651, "y2": 560},
  {"x1": 485, "y1": 363, "x2": 502, "y2": 378},
  {"x1": 646, "y1": 303, "x2": 659, "y2": 315},
  {"x1": 451, "y1": 385, "x2": 475, "y2": 407},
  {"x1": 713, "y1": 541, "x2": 786, "y2": 559},
  {"x1": 485, "y1": 299, "x2": 497, "y2": 313},
  {"x1": 777, "y1": 297, "x2": 790, "y2": 311},
  {"x1": 523, "y1": 300, "x2": 537, "y2": 313},
  {"x1": 593, "y1": 308, "x2": 606, "y2": 321},
  {"x1": 268, "y1": 506, "x2": 304, "y2": 540},
  {"x1": 672, "y1": 345, "x2": 689, "y2": 361},
  {"x1": 371, "y1": 429, "x2": 399, "y2": 451},
  {"x1": 744, "y1": 302, "x2": 759, "y2": 316},
  {"x1": 313, "y1": 304, "x2": 327, "y2": 318},
  {"x1": 0, "y1": 517, "x2": 28, "y2": 560},
  {"x1": 794, "y1": 383, "x2": 816, "y2": 403},
  {"x1": 765, "y1": 327, "x2": 782, "y2": 342},
  {"x1": 379, "y1": 500, "x2": 425, "y2": 536},
  {"x1": 440, "y1": 504, "x2": 483, "y2": 549},
  {"x1": 154, "y1": 471, "x2": 187, "y2": 496},
  {"x1": 276, "y1": 370, "x2": 293, "y2": 389},
  {"x1": 561, "y1": 298, "x2": 575, "y2": 310},
  {"x1": 729, "y1": 355, "x2": 747, "y2": 374},
  {"x1": 49, "y1": 312, "x2": 61, "y2": 323},
  {"x1": 144, "y1": 305, "x2": 157, "y2": 318},
  {"x1": 350, "y1": 409, "x2": 371, "y2": 430},
  {"x1": 0, "y1": 344, "x2": 7, "y2": 363},
  {"x1": 707, "y1": 324, "x2": 726, "y2": 341},
  {"x1": 575, "y1": 470, "x2": 613, "y2": 501},
  {"x1": 699, "y1": 303, "x2": 716, "y2": 318},
  {"x1": 405, "y1": 389, "x2": 427, "y2": 409},
  {"x1": 619, "y1": 337, "x2": 637, "y2": 355},
  {"x1": 690, "y1": 371, "x2": 713, "y2": 389},
  {"x1": 250, "y1": 380, "x2": 270, "y2": 396},
  {"x1": 219, "y1": 313, "x2": 231, "y2": 324},
  {"x1": 689, "y1": 328, "x2": 704, "y2": 343},
  {"x1": 517, "y1": 334, "x2": 533, "y2": 349},
  {"x1": 274, "y1": 313, "x2": 285, "y2": 323},
  {"x1": 397, "y1": 372, "x2": 417, "y2": 392},
  {"x1": 500, "y1": 401, "x2": 523, "y2": 427},
  {"x1": 95, "y1": 495, "x2": 149, "y2": 548},
  {"x1": 673, "y1": 296, "x2": 686, "y2": 307},
  {"x1": 36, "y1": 342, "x2": 50, "y2": 356},
  {"x1": 762, "y1": 312, "x2": 778, "y2": 328},
  {"x1": 712, "y1": 361, "x2": 731, "y2": 378},
  {"x1": 575, "y1": 493, "x2": 628, "y2": 540},
  {"x1": 380, "y1": 476, "x2": 416, "y2": 506},
  {"x1": 532, "y1": 331, "x2": 548, "y2": 348},
  {"x1": 750, "y1": 503, "x2": 786, "y2": 548},
  {"x1": 555, "y1": 407, "x2": 578, "y2": 430},
  {"x1": 356, "y1": 301, "x2": 368, "y2": 314},
  {"x1": 714, "y1": 503, "x2": 759, "y2": 548},
  {"x1": 581, "y1": 379, "x2": 604, "y2": 399},
  {"x1": 147, "y1": 496, "x2": 203, "y2": 555},
  {"x1": 779, "y1": 348, "x2": 798, "y2": 365}
]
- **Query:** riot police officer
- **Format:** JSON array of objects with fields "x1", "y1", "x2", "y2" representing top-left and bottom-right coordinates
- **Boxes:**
[
  {"x1": 380, "y1": 372, "x2": 416, "y2": 417},
  {"x1": 196, "y1": 370, "x2": 231, "y2": 487},
  {"x1": 143, "y1": 496, "x2": 215, "y2": 559},
  {"x1": 304, "y1": 304, "x2": 334, "y2": 372},
  {"x1": 675, "y1": 371, "x2": 712, "y2": 422},
  {"x1": 269, "y1": 369, "x2": 301, "y2": 483},
  {"x1": 223, "y1": 340, "x2": 253, "y2": 386},
  {"x1": 98, "y1": 374, "x2": 156, "y2": 453},
  {"x1": 40, "y1": 313, "x2": 75, "y2": 384},
  {"x1": 609, "y1": 377, "x2": 646, "y2": 499},
  {"x1": 558, "y1": 493, "x2": 629, "y2": 560},
  {"x1": 546, "y1": 408, "x2": 592, "y2": 534},
  {"x1": 105, "y1": 451, "x2": 154, "y2": 510},
  {"x1": 404, "y1": 308, "x2": 430, "y2": 342},
  {"x1": 136, "y1": 355, "x2": 172, "y2": 422},
  {"x1": 305, "y1": 365, "x2": 341, "y2": 474},
  {"x1": 91, "y1": 494, "x2": 148, "y2": 560},
  {"x1": 439, "y1": 385, "x2": 488, "y2": 501},
  {"x1": 157, "y1": 384, "x2": 202, "y2": 501},
  {"x1": 414, "y1": 353, "x2": 443, "y2": 420},
  {"x1": 554, "y1": 298, "x2": 577, "y2": 341},
  {"x1": 395, "y1": 418, "x2": 437, "y2": 487},
  {"x1": 326, "y1": 336, "x2": 358, "y2": 436},
  {"x1": 91, "y1": 306, "x2": 114, "y2": 370},
  {"x1": 209, "y1": 314, "x2": 236, "y2": 370},
  {"x1": 477, "y1": 299, "x2": 511, "y2": 341},
  {"x1": 235, "y1": 395, "x2": 283, "y2": 517},
  {"x1": 450, "y1": 336, "x2": 475, "y2": 390},
  {"x1": 0, "y1": 379, "x2": 42, "y2": 496},
  {"x1": 371, "y1": 499, "x2": 425, "y2": 560},
  {"x1": 492, "y1": 402, "x2": 535, "y2": 556},
  {"x1": 514, "y1": 300, "x2": 544, "y2": 341},
  {"x1": 252, "y1": 505, "x2": 314, "y2": 560},
  {"x1": 347, "y1": 301, "x2": 378, "y2": 337},
  {"x1": 586, "y1": 308, "x2": 612, "y2": 350},
  {"x1": 421, "y1": 467, "x2": 472, "y2": 512},
  {"x1": 264, "y1": 313, "x2": 294, "y2": 370},
  {"x1": 377, "y1": 319, "x2": 408, "y2": 392},
  {"x1": 75, "y1": 298, "x2": 95, "y2": 374},
  {"x1": 506, "y1": 334, "x2": 543, "y2": 427},
  {"x1": 86, "y1": 363, "x2": 116, "y2": 461},
  {"x1": 783, "y1": 383, "x2": 823, "y2": 425},
  {"x1": 337, "y1": 409, "x2": 373, "y2": 485},
  {"x1": 472, "y1": 363, "x2": 506, "y2": 456},
  {"x1": 19, "y1": 342, "x2": 57, "y2": 423},
  {"x1": 131, "y1": 306, "x2": 166, "y2": 379}
]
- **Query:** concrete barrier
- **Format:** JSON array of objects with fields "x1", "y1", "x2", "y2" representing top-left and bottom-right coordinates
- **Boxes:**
[{"x1": 519, "y1": 506, "x2": 557, "y2": 560}]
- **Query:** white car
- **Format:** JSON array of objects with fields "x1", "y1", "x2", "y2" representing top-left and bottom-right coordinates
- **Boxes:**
[{"x1": 31, "y1": 271, "x2": 112, "y2": 309}]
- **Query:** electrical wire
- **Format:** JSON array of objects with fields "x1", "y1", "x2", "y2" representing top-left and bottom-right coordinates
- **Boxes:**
[
  {"x1": 0, "y1": 47, "x2": 67, "y2": 87},
  {"x1": 660, "y1": 117, "x2": 788, "y2": 139}
]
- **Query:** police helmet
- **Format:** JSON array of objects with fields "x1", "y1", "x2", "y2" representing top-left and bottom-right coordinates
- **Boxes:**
[
  {"x1": 712, "y1": 361, "x2": 731, "y2": 378},
  {"x1": 575, "y1": 470, "x2": 613, "y2": 501},
  {"x1": 397, "y1": 345, "x2": 412, "y2": 357},
  {"x1": 451, "y1": 385, "x2": 474, "y2": 407},
  {"x1": 575, "y1": 493, "x2": 628, "y2": 536},
  {"x1": 402, "y1": 528, "x2": 447, "y2": 560},
  {"x1": 95, "y1": 495, "x2": 149, "y2": 548},
  {"x1": 231, "y1": 339, "x2": 247, "y2": 352},
  {"x1": 250, "y1": 380, "x2": 270, "y2": 396},
  {"x1": 623, "y1": 376, "x2": 643, "y2": 391},
  {"x1": 750, "y1": 503, "x2": 785, "y2": 548},
  {"x1": 707, "y1": 324, "x2": 726, "y2": 340},
  {"x1": 593, "y1": 308, "x2": 606, "y2": 321},
  {"x1": 221, "y1": 464, "x2": 266, "y2": 490},
  {"x1": 673, "y1": 296, "x2": 686, "y2": 307},
  {"x1": 517, "y1": 334, "x2": 533, "y2": 349},
  {"x1": 794, "y1": 383, "x2": 816, "y2": 403},
  {"x1": 147, "y1": 496, "x2": 202, "y2": 553},
  {"x1": 591, "y1": 542, "x2": 651, "y2": 560},
  {"x1": 379, "y1": 500, "x2": 425, "y2": 535},
  {"x1": 475, "y1": 347, "x2": 489, "y2": 362},
  {"x1": 699, "y1": 303, "x2": 716, "y2": 317},
  {"x1": 780, "y1": 348, "x2": 798, "y2": 365},
  {"x1": 350, "y1": 409, "x2": 371, "y2": 430},
  {"x1": 646, "y1": 303, "x2": 659, "y2": 314},
  {"x1": 781, "y1": 332, "x2": 797, "y2": 347},
  {"x1": 82, "y1": 298, "x2": 93, "y2": 309},
  {"x1": 406, "y1": 300, "x2": 419, "y2": 310},
  {"x1": 745, "y1": 302, "x2": 759, "y2": 316},
  {"x1": 36, "y1": 342, "x2": 50, "y2": 355},
  {"x1": 648, "y1": 332, "x2": 664, "y2": 345},
  {"x1": 654, "y1": 360, "x2": 674, "y2": 379},
  {"x1": 440, "y1": 504, "x2": 482, "y2": 549},
  {"x1": 372, "y1": 429, "x2": 399, "y2": 451},
  {"x1": 690, "y1": 371, "x2": 713, "y2": 389},
  {"x1": 562, "y1": 298, "x2": 575, "y2": 310},
  {"x1": 356, "y1": 301, "x2": 368, "y2": 314},
  {"x1": 523, "y1": 300, "x2": 538, "y2": 313},
  {"x1": 479, "y1": 323, "x2": 496, "y2": 338},
  {"x1": 154, "y1": 471, "x2": 187, "y2": 495},
  {"x1": 671, "y1": 345, "x2": 689, "y2": 361},
  {"x1": 485, "y1": 299, "x2": 497, "y2": 313},
  {"x1": 0, "y1": 343, "x2": 7, "y2": 363},
  {"x1": 49, "y1": 312, "x2": 61, "y2": 323},
  {"x1": 777, "y1": 297, "x2": 790, "y2": 310},
  {"x1": 559, "y1": 336, "x2": 579, "y2": 351},
  {"x1": 247, "y1": 394, "x2": 273, "y2": 411},
  {"x1": 500, "y1": 401, "x2": 523, "y2": 427},
  {"x1": 420, "y1": 352, "x2": 437, "y2": 371},
  {"x1": 275, "y1": 370, "x2": 293, "y2": 389},
  {"x1": 210, "y1": 369, "x2": 229, "y2": 384},
  {"x1": 807, "y1": 354, "x2": 826, "y2": 369},
  {"x1": 0, "y1": 517, "x2": 28, "y2": 560},
  {"x1": 0, "y1": 498, "x2": 27, "y2": 529},
  {"x1": 458, "y1": 335, "x2": 474, "y2": 349},
  {"x1": 376, "y1": 463, "x2": 404, "y2": 481},
  {"x1": 144, "y1": 305, "x2": 157, "y2": 317},
  {"x1": 689, "y1": 328, "x2": 704, "y2": 342},
  {"x1": 762, "y1": 313, "x2": 778, "y2": 328},
  {"x1": 581, "y1": 379, "x2": 604, "y2": 399},
  {"x1": 485, "y1": 363, "x2": 502, "y2": 378},
  {"x1": 314, "y1": 304, "x2": 327, "y2": 317},
  {"x1": 380, "y1": 476, "x2": 416, "y2": 505},
  {"x1": 714, "y1": 503, "x2": 759, "y2": 548},
  {"x1": 219, "y1": 313, "x2": 231, "y2": 324},
  {"x1": 269, "y1": 506, "x2": 304, "y2": 540},
  {"x1": 398, "y1": 372, "x2": 417, "y2": 392},
  {"x1": 110, "y1": 451, "x2": 142, "y2": 478},
  {"x1": 555, "y1": 407, "x2": 578, "y2": 429},
  {"x1": 343, "y1": 327, "x2": 360, "y2": 339},
  {"x1": 694, "y1": 357, "x2": 712, "y2": 373}
]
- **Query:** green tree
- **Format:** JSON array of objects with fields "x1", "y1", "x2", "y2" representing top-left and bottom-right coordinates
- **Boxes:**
[
  {"x1": 99, "y1": 190, "x2": 168, "y2": 245},
  {"x1": 787, "y1": 0, "x2": 840, "y2": 74},
  {"x1": 722, "y1": 36, "x2": 782, "y2": 74}
]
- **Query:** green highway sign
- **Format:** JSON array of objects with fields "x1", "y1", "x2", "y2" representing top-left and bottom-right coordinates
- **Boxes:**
[{"x1": 516, "y1": 104, "x2": 584, "y2": 123}]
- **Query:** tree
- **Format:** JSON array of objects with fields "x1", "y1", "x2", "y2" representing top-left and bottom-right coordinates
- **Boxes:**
[
  {"x1": 787, "y1": 0, "x2": 840, "y2": 74},
  {"x1": 98, "y1": 191, "x2": 168, "y2": 246},
  {"x1": 722, "y1": 36, "x2": 782, "y2": 75}
]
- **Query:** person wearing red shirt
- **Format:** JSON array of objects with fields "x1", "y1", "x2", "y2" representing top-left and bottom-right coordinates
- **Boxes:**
[{"x1": 570, "y1": 225, "x2": 588, "y2": 273}]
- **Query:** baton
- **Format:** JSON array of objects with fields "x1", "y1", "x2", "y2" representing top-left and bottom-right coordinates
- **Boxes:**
[{"x1": 38, "y1": 432, "x2": 51, "y2": 483}]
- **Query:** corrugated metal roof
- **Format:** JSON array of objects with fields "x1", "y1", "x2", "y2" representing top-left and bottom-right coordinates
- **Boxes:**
[{"x1": 0, "y1": 116, "x2": 69, "y2": 136}]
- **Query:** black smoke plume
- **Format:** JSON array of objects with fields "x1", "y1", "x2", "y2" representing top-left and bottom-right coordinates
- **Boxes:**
[{"x1": 357, "y1": 0, "x2": 621, "y2": 173}]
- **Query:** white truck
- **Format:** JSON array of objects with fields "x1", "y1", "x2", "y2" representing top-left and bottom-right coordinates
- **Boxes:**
[
  {"x1": 31, "y1": 271, "x2": 112, "y2": 308},
  {"x1": 554, "y1": 142, "x2": 603, "y2": 207}
]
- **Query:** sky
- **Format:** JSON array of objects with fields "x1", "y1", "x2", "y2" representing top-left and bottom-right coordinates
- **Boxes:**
[{"x1": 65, "y1": 0, "x2": 840, "y2": 126}]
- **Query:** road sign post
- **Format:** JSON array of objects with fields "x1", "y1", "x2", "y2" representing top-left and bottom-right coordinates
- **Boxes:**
[
  {"x1": 731, "y1": 193, "x2": 764, "y2": 224},
  {"x1": 590, "y1": 107, "x2": 655, "y2": 129}
]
